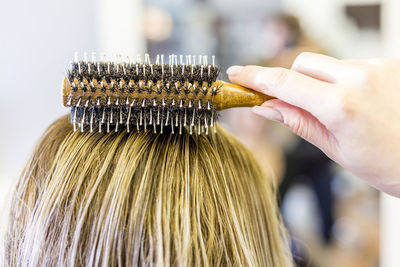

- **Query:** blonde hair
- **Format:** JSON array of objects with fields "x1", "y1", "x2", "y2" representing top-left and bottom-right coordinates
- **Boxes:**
[{"x1": 5, "y1": 115, "x2": 293, "y2": 266}]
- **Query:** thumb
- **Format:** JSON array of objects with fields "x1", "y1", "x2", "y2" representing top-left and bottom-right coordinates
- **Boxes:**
[{"x1": 252, "y1": 99, "x2": 339, "y2": 160}]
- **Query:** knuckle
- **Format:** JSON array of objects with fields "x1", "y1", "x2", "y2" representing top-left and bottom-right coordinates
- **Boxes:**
[
  {"x1": 337, "y1": 89, "x2": 357, "y2": 118},
  {"x1": 369, "y1": 59, "x2": 400, "y2": 74},
  {"x1": 355, "y1": 67, "x2": 376, "y2": 86},
  {"x1": 253, "y1": 70, "x2": 270, "y2": 91},
  {"x1": 295, "y1": 52, "x2": 313, "y2": 63},
  {"x1": 269, "y1": 67, "x2": 290, "y2": 87},
  {"x1": 366, "y1": 58, "x2": 385, "y2": 66},
  {"x1": 253, "y1": 67, "x2": 289, "y2": 92},
  {"x1": 292, "y1": 52, "x2": 318, "y2": 69},
  {"x1": 388, "y1": 59, "x2": 400, "y2": 66},
  {"x1": 285, "y1": 115, "x2": 311, "y2": 139}
]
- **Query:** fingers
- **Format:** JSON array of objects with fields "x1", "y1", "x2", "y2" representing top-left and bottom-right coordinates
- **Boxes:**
[
  {"x1": 292, "y1": 52, "x2": 347, "y2": 83},
  {"x1": 227, "y1": 65, "x2": 336, "y2": 120},
  {"x1": 292, "y1": 52, "x2": 372, "y2": 84},
  {"x1": 251, "y1": 99, "x2": 338, "y2": 161}
]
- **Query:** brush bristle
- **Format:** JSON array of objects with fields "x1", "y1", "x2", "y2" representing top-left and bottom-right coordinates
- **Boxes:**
[{"x1": 64, "y1": 53, "x2": 220, "y2": 134}]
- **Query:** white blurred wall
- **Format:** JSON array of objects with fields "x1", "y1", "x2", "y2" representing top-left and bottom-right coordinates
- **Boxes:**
[
  {"x1": 0, "y1": 0, "x2": 97, "y2": 211},
  {"x1": 0, "y1": 0, "x2": 144, "y2": 220},
  {"x1": 97, "y1": 0, "x2": 145, "y2": 56}
]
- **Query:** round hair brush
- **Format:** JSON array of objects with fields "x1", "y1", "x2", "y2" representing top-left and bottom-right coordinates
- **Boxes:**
[{"x1": 62, "y1": 53, "x2": 272, "y2": 134}]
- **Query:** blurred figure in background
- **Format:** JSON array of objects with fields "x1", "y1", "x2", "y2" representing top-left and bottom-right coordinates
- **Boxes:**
[
  {"x1": 262, "y1": 14, "x2": 325, "y2": 67},
  {"x1": 263, "y1": 13, "x2": 335, "y2": 245},
  {"x1": 226, "y1": 13, "x2": 335, "y2": 267},
  {"x1": 266, "y1": 14, "x2": 337, "y2": 261}
]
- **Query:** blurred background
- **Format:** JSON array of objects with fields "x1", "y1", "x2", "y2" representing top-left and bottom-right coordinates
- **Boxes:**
[{"x1": 2, "y1": 0, "x2": 400, "y2": 266}]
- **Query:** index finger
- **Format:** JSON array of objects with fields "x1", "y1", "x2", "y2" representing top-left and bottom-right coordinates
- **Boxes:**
[{"x1": 227, "y1": 65, "x2": 337, "y2": 120}]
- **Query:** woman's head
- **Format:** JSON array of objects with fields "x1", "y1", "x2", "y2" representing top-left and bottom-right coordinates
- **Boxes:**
[{"x1": 5, "y1": 115, "x2": 292, "y2": 266}]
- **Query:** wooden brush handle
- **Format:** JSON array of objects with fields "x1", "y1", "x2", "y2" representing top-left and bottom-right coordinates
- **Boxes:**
[
  {"x1": 213, "y1": 81, "x2": 274, "y2": 110},
  {"x1": 62, "y1": 77, "x2": 273, "y2": 110}
]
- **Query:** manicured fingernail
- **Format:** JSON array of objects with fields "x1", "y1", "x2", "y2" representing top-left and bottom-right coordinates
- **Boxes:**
[
  {"x1": 226, "y1": 65, "x2": 244, "y2": 76},
  {"x1": 251, "y1": 106, "x2": 283, "y2": 122}
]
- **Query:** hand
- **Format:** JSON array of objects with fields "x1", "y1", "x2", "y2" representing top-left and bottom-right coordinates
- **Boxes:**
[{"x1": 227, "y1": 52, "x2": 400, "y2": 197}]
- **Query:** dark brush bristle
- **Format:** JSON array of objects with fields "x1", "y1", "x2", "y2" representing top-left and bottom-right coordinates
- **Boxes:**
[
  {"x1": 67, "y1": 61, "x2": 219, "y2": 86},
  {"x1": 65, "y1": 54, "x2": 221, "y2": 134}
]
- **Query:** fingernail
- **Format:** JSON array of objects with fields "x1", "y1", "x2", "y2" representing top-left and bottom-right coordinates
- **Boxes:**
[
  {"x1": 251, "y1": 106, "x2": 283, "y2": 122},
  {"x1": 226, "y1": 65, "x2": 244, "y2": 76}
]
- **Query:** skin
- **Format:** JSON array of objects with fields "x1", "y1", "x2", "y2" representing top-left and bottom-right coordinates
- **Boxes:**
[{"x1": 227, "y1": 52, "x2": 400, "y2": 197}]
